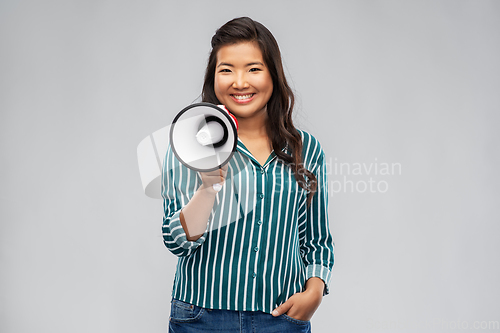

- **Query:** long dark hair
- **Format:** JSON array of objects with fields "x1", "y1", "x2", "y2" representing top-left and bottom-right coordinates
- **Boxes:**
[{"x1": 202, "y1": 17, "x2": 317, "y2": 206}]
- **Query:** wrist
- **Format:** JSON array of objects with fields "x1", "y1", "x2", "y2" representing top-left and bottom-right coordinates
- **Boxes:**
[{"x1": 305, "y1": 277, "x2": 325, "y2": 296}]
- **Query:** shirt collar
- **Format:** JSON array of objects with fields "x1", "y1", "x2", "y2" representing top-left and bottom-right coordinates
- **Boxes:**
[{"x1": 236, "y1": 138, "x2": 289, "y2": 168}]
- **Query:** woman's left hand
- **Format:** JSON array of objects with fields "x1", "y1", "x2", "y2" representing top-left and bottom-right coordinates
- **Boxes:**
[{"x1": 271, "y1": 278, "x2": 324, "y2": 322}]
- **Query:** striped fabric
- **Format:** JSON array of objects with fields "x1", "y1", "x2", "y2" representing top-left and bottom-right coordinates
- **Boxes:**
[{"x1": 161, "y1": 129, "x2": 335, "y2": 314}]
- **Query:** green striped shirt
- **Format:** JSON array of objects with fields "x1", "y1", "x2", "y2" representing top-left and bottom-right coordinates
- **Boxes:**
[{"x1": 161, "y1": 129, "x2": 334, "y2": 314}]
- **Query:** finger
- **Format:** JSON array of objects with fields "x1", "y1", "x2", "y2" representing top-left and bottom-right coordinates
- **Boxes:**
[
  {"x1": 198, "y1": 174, "x2": 222, "y2": 189},
  {"x1": 220, "y1": 164, "x2": 228, "y2": 176},
  {"x1": 219, "y1": 167, "x2": 224, "y2": 182},
  {"x1": 206, "y1": 169, "x2": 222, "y2": 177},
  {"x1": 272, "y1": 300, "x2": 293, "y2": 317},
  {"x1": 210, "y1": 164, "x2": 229, "y2": 176},
  {"x1": 200, "y1": 169, "x2": 225, "y2": 179},
  {"x1": 198, "y1": 172, "x2": 213, "y2": 182}
]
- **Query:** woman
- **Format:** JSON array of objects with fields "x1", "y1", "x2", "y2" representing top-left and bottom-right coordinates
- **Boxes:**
[{"x1": 162, "y1": 17, "x2": 334, "y2": 332}]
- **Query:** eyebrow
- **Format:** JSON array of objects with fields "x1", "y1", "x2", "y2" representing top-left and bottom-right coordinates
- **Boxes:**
[{"x1": 217, "y1": 62, "x2": 265, "y2": 68}]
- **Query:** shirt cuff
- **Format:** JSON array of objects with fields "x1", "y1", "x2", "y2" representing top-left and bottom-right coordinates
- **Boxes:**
[
  {"x1": 167, "y1": 211, "x2": 207, "y2": 250},
  {"x1": 306, "y1": 264, "x2": 332, "y2": 296}
]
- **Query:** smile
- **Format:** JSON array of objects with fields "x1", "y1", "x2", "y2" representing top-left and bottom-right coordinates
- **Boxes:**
[{"x1": 230, "y1": 94, "x2": 255, "y2": 103}]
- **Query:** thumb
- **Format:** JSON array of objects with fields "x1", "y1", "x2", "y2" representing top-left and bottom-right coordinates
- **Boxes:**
[{"x1": 272, "y1": 300, "x2": 293, "y2": 317}]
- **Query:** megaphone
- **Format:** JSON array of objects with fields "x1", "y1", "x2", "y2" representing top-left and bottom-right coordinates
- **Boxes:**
[
  {"x1": 137, "y1": 103, "x2": 238, "y2": 198},
  {"x1": 170, "y1": 102, "x2": 238, "y2": 172}
]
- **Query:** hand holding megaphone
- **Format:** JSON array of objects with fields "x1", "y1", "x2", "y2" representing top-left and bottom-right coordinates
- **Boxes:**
[
  {"x1": 199, "y1": 164, "x2": 229, "y2": 193},
  {"x1": 170, "y1": 102, "x2": 238, "y2": 193},
  {"x1": 137, "y1": 102, "x2": 238, "y2": 198}
]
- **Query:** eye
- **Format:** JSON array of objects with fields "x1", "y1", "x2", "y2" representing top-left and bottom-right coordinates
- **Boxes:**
[
  {"x1": 249, "y1": 68, "x2": 262, "y2": 72},
  {"x1": 219, "y1": 68, "x2": 232, "y2": 73}
]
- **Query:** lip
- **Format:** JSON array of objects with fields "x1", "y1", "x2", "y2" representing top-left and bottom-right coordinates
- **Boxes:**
[{"x1": 230, "y1": 93, "x2": 255, "y2": 104}]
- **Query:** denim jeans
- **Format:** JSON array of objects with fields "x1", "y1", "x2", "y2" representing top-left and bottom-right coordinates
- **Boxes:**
[{"x1": 169, "y1": 298, "x2": 312, "y2": 333}]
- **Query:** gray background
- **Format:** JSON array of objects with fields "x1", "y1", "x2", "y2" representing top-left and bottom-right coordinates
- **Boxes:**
[{"x1": 1, "y1": 1, "x2": 499, "y2": 332}]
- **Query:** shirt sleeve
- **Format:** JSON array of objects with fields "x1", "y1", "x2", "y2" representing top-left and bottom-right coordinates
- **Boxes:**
[
  {"x1": 161, "y1": 144, "x2": 208, "y2": 257},
  {"x1": 300, "y1": 147, "x2": 335, "y2": 296}
]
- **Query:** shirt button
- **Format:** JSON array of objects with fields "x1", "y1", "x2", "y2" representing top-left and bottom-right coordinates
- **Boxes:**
[
  {"x1": 254, "y1": 247, "x2": 259, "y2": 252},
  {"x1": 259, "y1": 193, "x2": 264, "y2": 199},
  {"x1": 252, "y1": 272, "x2": 256, "y2": 278},
  {"x1": 257, "y1": 220, "x2": 262, "y2": 225},
  {"x1": 260, "y1": 169, "x2": 264, "y2": 174}
]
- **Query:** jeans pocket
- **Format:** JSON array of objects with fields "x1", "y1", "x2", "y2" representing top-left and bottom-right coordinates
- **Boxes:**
[
  {"x1": 281, "y1": 313, "x2": 310, "y2": 325},
  {"x1": 170, "y1": 299, "x2": 205, "y2": 323}
]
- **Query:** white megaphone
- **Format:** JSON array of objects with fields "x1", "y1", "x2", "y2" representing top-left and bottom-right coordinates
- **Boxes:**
[
  {"x1": 137, "y1": 103, "x2": 238, "y2": 198},
  {"x1": 170, "y1": 103, "x2": 238, "y2": 172}
]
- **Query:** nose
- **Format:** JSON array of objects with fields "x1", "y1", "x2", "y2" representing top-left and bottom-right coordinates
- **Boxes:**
[{"x1": 232, "y1": 73, "x2": 249, "y2": 89}]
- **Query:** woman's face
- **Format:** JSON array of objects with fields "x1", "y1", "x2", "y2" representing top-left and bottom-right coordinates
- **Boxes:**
[{"x1": 214, "y1": 41, "x2": 273, "y2": 120}]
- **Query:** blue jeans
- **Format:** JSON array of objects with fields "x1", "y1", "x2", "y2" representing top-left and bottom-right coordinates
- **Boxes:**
[{"x1": 169, "y1": 298, "x2": 312, "y2": 333}]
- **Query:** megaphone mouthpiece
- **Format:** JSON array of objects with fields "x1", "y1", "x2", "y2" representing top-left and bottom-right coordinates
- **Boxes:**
[{"x1": 196, "y1": 121, "x2": 225, "y2": 146}]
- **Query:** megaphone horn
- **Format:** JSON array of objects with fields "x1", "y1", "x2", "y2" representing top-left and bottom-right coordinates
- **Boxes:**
[{"x1": 170, "y1": 103, "x2": 238, "y2": 173}]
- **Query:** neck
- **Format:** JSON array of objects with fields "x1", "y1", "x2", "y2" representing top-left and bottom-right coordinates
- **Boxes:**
[{"x1": 236, "y1": 106, "x2": 269, "y2": 139}]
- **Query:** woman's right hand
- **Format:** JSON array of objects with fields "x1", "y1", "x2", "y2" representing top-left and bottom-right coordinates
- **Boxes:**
[
  {"x1": 180, "y1": 164, "x2": 229, "y2": 240},
  {"x1": 199, "y1": 164, "x2": 228, "y2": 193}
]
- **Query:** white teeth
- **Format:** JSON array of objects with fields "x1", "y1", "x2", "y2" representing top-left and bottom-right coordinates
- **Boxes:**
[{"x1": 233, "y1": 94, "x2": 253, "y2": 100}]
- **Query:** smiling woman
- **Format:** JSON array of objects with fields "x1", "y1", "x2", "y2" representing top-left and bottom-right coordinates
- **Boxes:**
[
  {"x1": 213, "y1": 41, "x2": 275, "y2": 166},
  {"x1": 161, "y1": 17, "x2": 335, "y2": 333},
  {"x1": 214, "y1": 41, "x2": 274, "y2": 120}
]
